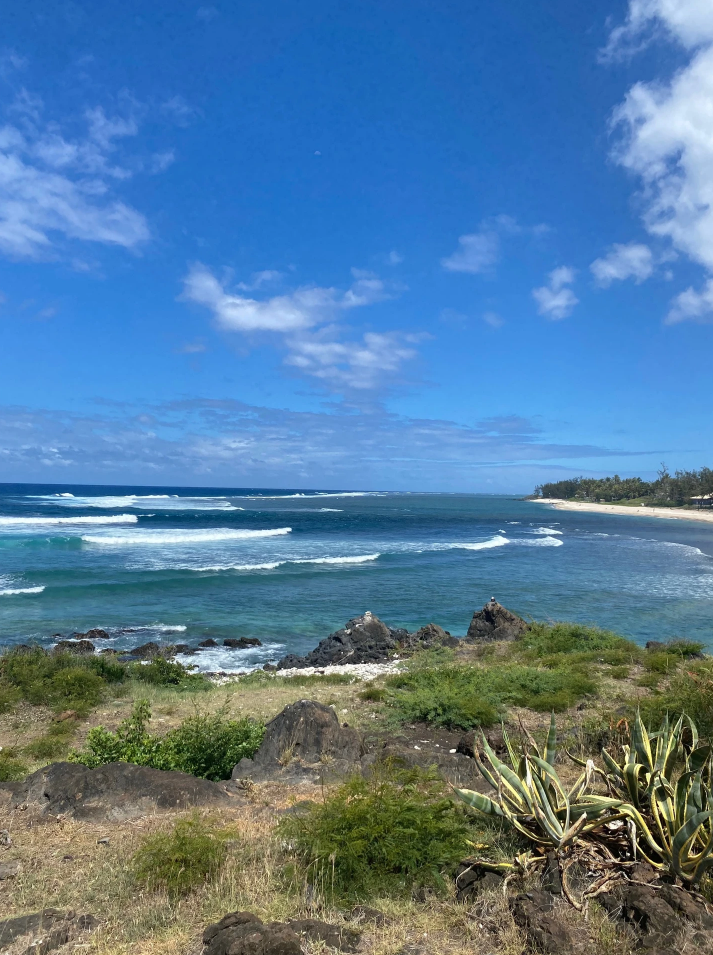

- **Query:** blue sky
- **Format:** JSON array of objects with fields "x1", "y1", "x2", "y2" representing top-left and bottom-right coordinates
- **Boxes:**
[{"x1": 1, "y1": 0, "x2": 713, "y2": 491}]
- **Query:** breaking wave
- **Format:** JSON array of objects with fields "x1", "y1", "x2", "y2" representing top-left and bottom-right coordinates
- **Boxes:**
[
  {"x1": 0, "y1": 515, "x2": 138, "y2": 526},
  {"x1": 81, "y1": 527, "x2": 292, "y2": 545}
]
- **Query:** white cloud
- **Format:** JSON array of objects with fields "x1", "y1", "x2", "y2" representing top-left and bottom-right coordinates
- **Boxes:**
[
  {"x1": 590, "y1": 242, "x2": 654, "y2": 286},
  {"x1": 532, "y1": 266, "x2": 578, "y2": 320},
  {"x1": 666, "y1": 278, "x2": 713, "y2": 324},
  {"x1": 441, "y1": 227, "x2": 500, "y2": 274},
  {"x1": 387, "y1": 250, "x2": 404, "y2": 265},
  {"x1": 161, "y1": 95, "x2": 200, "y2": 127},
  {"x1": 150, "y1": 150, "x2": 175, "y2": 174},
  {"x1": 603, "y1": 0, "x2": 713, "y2": 60},
  {"x1": 0, "y1": 92, "x2": 150, "y2": 259},
  {"x1": 483, "y1": 311, "x2": 504, "y2": 328},
  {"x1": 182, "y1": 263, "x2": 413, "y2": 390}
]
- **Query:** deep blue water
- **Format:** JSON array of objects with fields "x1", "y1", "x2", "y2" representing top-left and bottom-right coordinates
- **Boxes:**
[{"x1": 1, "y1": 483, "x2": 712, "y2": 670}]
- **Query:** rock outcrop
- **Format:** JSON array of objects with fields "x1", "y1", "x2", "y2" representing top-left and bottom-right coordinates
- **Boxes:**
[
  {"x1": 0, "y1": 909, "x2": 98, "y2": 955},
  {"x1": 202, "y1": 912, "x2": 361, "y2": 955},
  {"x1": 53, "y1": 640, "x2": 95, "y2": 655},
  {"x1": 276, "y1": 612, "x2": 397, "y2": 669},
  {"x1": 128, "y1": 641, "x2": 163, "y2": 659},
  {"x1": 233, "y1": 700, "x2": 363, "y2": 781},
  {"x1": 598, "y1": 879, "x2": 713, "y2": 951},
  {"x1": 3, "y1": 761, "x2": 234, "y2": 821},
  {"x1": 75, "y1": 628, "x2": 111, "y2": 640},
  {"x1": 224, "y1": 637, "x2": 262, "y2": 648},
  {"x1": 400, "y1": 623, "x2": 458, "y2": 651},
  {"x1": 465, "y1": 598, "x2": 528, "y2": 642},
  {"x1": 510, "y1": 890, "x2": 584, "y2": 954}
]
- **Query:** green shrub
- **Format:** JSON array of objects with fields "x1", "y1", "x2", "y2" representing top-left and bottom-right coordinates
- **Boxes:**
[
  {"x1": 130, "y1": 657, "x2": 210, "y2": 689},
  {"x1": 359, "y1": 684, "x2": 386, "y2": 702},
  {"x1": 649, "y1": 640, "x2": 705, "y2": 658},
  {"x1": 0, "y1": 684, "x2": 21, "y2": 714},
  {"x1": 385, "y1": 662, "x2": 596, "y2": 729},
  {"x1": 132, "y1": 814, "x2": 229, "y2": 897},
  {"x1": 0, "y1": 647, "x2": 127, "y2": 714},
  {"x1": 0, "y1": 747, "x2": 28, "y2": 781},
  {"x1": 24, "y1": 719, "x2": 78, "y2": 761},
  {"x1": 280, "y1": 763, "x2": 472, "y2": 899},
  {"x1": 644, "y1": 652, "x2": 680, "y2": 675},
  {"x1": 608, "y1": 665, "x2": 630, "y2": 680},
  {"x1": 519, "y1": 622, "x2": 639, "y2": 658},
  {"x1": 641, "y1": 661, "x2": 713, "y2": 738},
  {"x1": 71, "y1": 701, "x2": 264, "y2": 780}
]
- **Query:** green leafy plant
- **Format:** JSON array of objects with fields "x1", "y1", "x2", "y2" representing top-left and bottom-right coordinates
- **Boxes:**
[
  {"x1": 455, "y1": 715, "x2": 624, "y2": 851},
  {"x1": 0, "y1": 746, "x2": 29, "y2": 781},
  {"x1": 132, "y1": 814, "x2": 230, "y2": 897},
  {"x1": 71, "y1": 700, "x2": 264, "y2": 780},
  {"x1": 280, "y1": 763, "x2": 472, "y2": 899},
  {"x1": 598, "y1": 712, "x2": 713, "y2": 884},
  {"x1": 130, "y1": 657, "x2": 210, "y2": 689}
]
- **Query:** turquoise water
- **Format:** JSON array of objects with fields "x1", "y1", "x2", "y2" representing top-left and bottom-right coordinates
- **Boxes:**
[{"x1": 1, "y1": 483, "x2": 712, "y2": 670}]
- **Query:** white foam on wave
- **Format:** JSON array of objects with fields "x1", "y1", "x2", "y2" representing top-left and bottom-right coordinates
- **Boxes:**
[
  {"x1": 527, "y1": 527, "x2": 563, "y2": 535},
  {"x1": 236, "y1": 491, "x2": 382, "y2": 500},
  {"x1": 0, "y1": 585, "x2": 45, "y2": 596},
  {"x1": 35, "y1": 494, "x2": 241, "y2": 511},
  {"x1": 513, "y1": 536, "x2": 563, "y2": 547},
  {"x1": 178, "y1": 554, "x2": 379, "y2": 572},
  {"x1": 176, "y1": 641, "x2": 286, "y2": 673},
  {"x1": 81, "y1": 526, "x2": 292, "y2": 545},
  {"x1": 422, "y1": 535, "x2": 511, "y2": 552},
  {"x1": 0, "y1": 514, "x2": 139, "y2": 526}
]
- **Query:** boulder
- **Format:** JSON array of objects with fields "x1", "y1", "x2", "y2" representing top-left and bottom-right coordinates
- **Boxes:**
[
  {"x1": 198, "y1": 638, "x2": 219, "y2": 648},
  {"x1": 454, "y1": 859, "x2": 504, "y2": 901},
  {"x1": 287, "y1": 920, "x2": 360, "y2": 953},
  {"x1": 510, "y1": 890, "x2": 583, "y2": 954},
  {"x1": 224, "y1": 637, "x2": 263, "y2": 648},
  {"x1": 456, "y1": 725, "x2": 507, "y2": 759},
  {"x1": 400, "y1": 623, "x2": 458, "y2": 651},
  {"x1": 75, "y1": 629, "x2": 111, "y2": 640},
  {"x1": 53, "y1": 640, "x2": 95, "y2": 655},
  {"x1": 599, "y1": 880, "x2": 713, "y2": 950},
  {"x1": 233, "y1": 700, "x2": 362, "y2": 781},
  {"x1": 465, "y1": 598, "x2": 528, "y2": 642},
  {"x1": 129, "y1": 641, "x2": 162, "y2": 659},
  {"x1": 276, "y1": 612, "x2": 396, "y2": 669},
  {"x1": 4, "y1": 761, "x2": 234, "y2": 821},
  {"x1": 360, "y1": 741, "x2": 483, "y2": 787},
  {"x1": 0, "y1": 860, "x2": 21, "y2": 880},
  {"x1": 202, "y1": 912, "x2": 302, "y2": 955},
  {"x1": 173, "y1": 644, "x2": 196, "y2": 655},
  {"x1": 0, "y1": 910, "x2": 98, "y2": 954}
]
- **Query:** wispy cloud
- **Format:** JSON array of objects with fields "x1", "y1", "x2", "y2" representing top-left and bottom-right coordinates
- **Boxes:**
[
  {"x1": 161, "y1": 95, "x2": 201, "y2": 127},
  {"x1": 181, "y1": 263, "x2": 413, "y2": 391},
  {"x1": 532, "y1": 266, "x2": 578, "y2": 320},
  {"x1": 590, "y1": 242, "x2": 654, "y2": 286},
  {"x1": 666, "y1": 278, "x2": 713, "y2": 324},
  {"x1": 441, "y1": 216, "x2": 543, "y2": 276},
  {"x1": 0, "y1": 90, "x2": 151, "y2": 260},
  {"x1": 0, "y1": 399, "x2": 639, "y2": 490}
]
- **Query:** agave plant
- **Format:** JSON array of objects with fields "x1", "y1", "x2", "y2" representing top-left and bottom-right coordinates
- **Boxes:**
[
  {"x1": 455, "y1": 714, "x2": 626, "y2": 850},
  {"x1": 599, "y1": 713, "x2": 713, "y2": 883}
]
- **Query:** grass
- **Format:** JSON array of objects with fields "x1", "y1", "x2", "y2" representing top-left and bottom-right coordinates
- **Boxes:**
[
  {"x1": 132, "y1": 814, "x2": 231, "y2": 898},
  {"x1": 0, "y1": 745, "x2": 29, "y2": 781},
  {"x1": 385, "y1": 661, "x2": 597, "y2": 729},
  {"x1": 280, "y1": 763, "x2": 474, "y2": 900},
  {"x1": 640, "y1": 659, "x2": 713, "y2": 738},
  {"x1": 518, "y1": 621, "x2": 639, "y2": 658}
]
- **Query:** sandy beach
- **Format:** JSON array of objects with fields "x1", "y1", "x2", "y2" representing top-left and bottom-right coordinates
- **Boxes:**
[{"x1": 536, "y1": 498, "x2": 713, "y2": 524}]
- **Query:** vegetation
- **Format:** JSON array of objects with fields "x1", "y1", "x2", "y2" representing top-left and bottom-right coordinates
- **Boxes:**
[
  {"x1": 534, "y1": 463, "x2": 713, "y2": 506},
  {"x1": 132, "y1": 814, "x2": 230, "y2": 897},
  {"x1": 130, "y1": 656, "x2": 211, "y2": 690},
  {"x1": 641, "y1": 659, "x2": 713, "y2": 739},
  {"x1": 71, "y1": 700, "x2": 264, "y2": 780},
  {"x1": 280, "y1": 763, "x2": 472, "y2": 899},
  {"x1": 0, "y1": 746, "x2": 29, "y2": 781},
  {"x1": 385, "y1": 659, "x2": 595, "y2": 729}
]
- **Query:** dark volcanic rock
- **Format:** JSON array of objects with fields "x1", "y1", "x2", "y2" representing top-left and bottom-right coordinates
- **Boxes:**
[
  {"x1": 456, "y1": 725, "x2": 507, "y2": 759},
  {"x1": 203, "y1": 912, "x2": 302, "y2": 955},
  {"x1": 173, "y1": 644, "x2": 195, "y2": 655},
  {"x1": 233, "y1": 700, "x2": 362, "y2": 781},
  {"x1": 198, "y1": 638, "x2": 219, "y2": 648},
  {"x1": 4, "y1": 761, "x2": 234, "y2": 821},
  {"x1": 400, "y1": 623, "x2": 458, "y2": 651},
  {"x1": 54, "y1": 639, "x2": 95, "y2": 654},
  {"x1": 360, "y1": 741, "x2": 483, "y2": 787},
  {"x1": 75, "y1": 628, "x2": 111, "y2": 640},
  {"x1": 454, "y1": 859, "x2": 504, "y2": 901},
  {"x1": 224, "y1": 637, "x2": 263, "y2": 648},
  {"x1": 599, "y1": 880, "x2": 713, "y2": 950},
  {"x1": 465, "y1": 598, "x2": 528, "y2": 642},
  {"x1": 0, "y1": 909, "x2": 98, "y2": 954},
  {"x1": 276, "y1": 611, "x2": 396, "y2": 669},
  {"x1": 129, "y1": 641, "x2": 162, "y2": 659},
  {"x1": 510, "y1": 890, "x2": 583, "y2": 954}
]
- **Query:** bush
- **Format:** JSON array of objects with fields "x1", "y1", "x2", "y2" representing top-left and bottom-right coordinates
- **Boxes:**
[
  {"x1": 71, "y1": 701, "x2": 264, "y2": 780},
  {"x1": 0, "y1": 747, "x2": 28, "y2": 781},
  {"x1": 24, "y1": 719, "x2": 78, "y2": 761},
  {"x1": 385, "y1": 662, "x2": 596, "y2": 729},
  {"x1": 280, "y1": 763, "x2": 472, "y2": 899},
  {"x1": 130, "y1": 657, "x2": 210, "y2": 689},
  {"x1": 519, "y1": 622, "x2": 639, "y2": 658},
  {"x1": 132, "y1": 814, "x2": 229, "y2": 897},
  {"x1": 0, "y1": 647, "x2": 126, "y2": 714},
  {"x1": 641, "y1": 660, "x2": 713, "y2": 738},
  {"x1": 360, "y1": 685, "x2": 387, "y2": 702}
]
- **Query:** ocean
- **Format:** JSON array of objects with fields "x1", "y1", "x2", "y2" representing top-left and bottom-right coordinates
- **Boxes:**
[{"x1": 1, "y1": 483, "x2": 712, "y2": 670}]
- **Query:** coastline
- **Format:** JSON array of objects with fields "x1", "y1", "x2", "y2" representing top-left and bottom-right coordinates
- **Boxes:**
[{"x1": 535, "y1": 497, "x2": 713, "y2": 525}]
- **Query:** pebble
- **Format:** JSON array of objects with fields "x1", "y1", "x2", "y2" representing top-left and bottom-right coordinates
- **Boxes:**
[{"x1": 209, "y1": 660, "x2": 404, "y2": 685}]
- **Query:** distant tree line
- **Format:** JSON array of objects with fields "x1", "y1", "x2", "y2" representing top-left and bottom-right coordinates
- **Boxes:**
[{"x1": 534, "y1": 465, "x2": 713, "y2": 505}]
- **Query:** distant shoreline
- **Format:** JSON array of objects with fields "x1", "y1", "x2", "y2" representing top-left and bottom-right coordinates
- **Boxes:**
[{"x1": 535, "y1": 498, "x2": 713, "y2": 525}]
